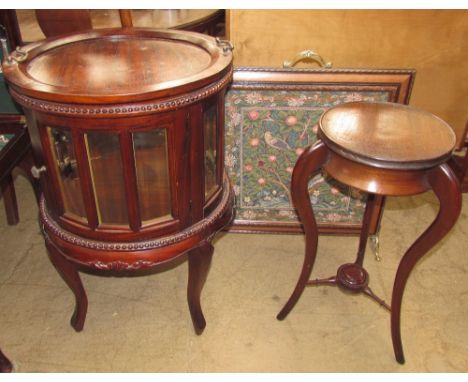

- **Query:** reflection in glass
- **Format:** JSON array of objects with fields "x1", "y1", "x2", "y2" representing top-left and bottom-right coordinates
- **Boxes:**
[
  {"x1": 133, "y1": 129, "x2": 172, "y2": 224},
  {"x1": 48, "y1": 127, "x2": 87, "y2": 221},
  {"x1": 204, "y1": 103, "x2": 218, "y2": 200},
  {"x1": 85, "y1": 132, "x2": 129, "y2": 226}
]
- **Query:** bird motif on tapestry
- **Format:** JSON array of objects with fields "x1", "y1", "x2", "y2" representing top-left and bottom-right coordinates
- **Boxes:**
[{"x1": 264, "y1": 131, "x2": 291, "y2": 151}]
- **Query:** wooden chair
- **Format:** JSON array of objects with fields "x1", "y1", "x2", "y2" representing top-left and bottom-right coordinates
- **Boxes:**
[
  {"x1": 0, "y1": 117, "x2": 39, "y2": 223},
  {"x1": 35, "y1": 9, "x2": 93, "y2": 37},
  {"x1": 0, "y1": 34, "x2": 40, "y2": 374},
  {"x1": 35, "y1": 9, "x2": 133, "y2": 38},
  {"x1": 0, "y1": 37, "x2": 40, "y2": 223},
  {"x1": 0, "y1": 10, "x2": 133, "y2": 371}
]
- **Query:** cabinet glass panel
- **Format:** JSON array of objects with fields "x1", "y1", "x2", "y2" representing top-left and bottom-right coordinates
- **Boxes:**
[
  {"x1": 85, "y1": 132, "x2": 129, "y2": 226},
  {"x1": 204, "y1": 103, "x2": 218, "y2": 200},
  {"x1": 132, "y1": 129, "x2": 172, "y2": 224},
  {"x1": 48, "y1": 127, "x2": 87, "y2": 221}
]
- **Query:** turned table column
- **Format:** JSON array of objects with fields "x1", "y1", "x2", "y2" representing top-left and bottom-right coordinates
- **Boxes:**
[{"x1": 277, "y1": 101, "x2": 462, "y2": 364}]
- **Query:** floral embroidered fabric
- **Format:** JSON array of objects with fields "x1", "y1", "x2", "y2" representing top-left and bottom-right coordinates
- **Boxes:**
[{"x1": 224, "y1": 89, "x2": 390, "y2": 227}]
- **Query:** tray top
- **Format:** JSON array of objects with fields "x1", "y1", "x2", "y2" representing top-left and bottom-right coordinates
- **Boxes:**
[
  {"x1": 319, "y1": 102, "x2": 456, "y2": 169},
  {"x1": 3, "y1": 28, "x2": 232, "y2": 104}
]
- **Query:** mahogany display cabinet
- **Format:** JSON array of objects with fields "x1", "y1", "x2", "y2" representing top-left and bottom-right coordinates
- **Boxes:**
[{"x1": 2, "y1": 28, "x2": 234, "y2": 333}]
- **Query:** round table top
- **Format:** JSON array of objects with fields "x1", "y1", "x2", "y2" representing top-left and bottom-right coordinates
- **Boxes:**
[
  {"x1": 319, "y1": 101, "x2": 456, "y2": 170},
  {"x1": 3, "y1": 28, "x2": 232, "y2": 104}
]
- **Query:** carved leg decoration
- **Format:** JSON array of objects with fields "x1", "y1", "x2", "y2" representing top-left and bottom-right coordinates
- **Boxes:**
[
  {"x1": 306, "y1": 275, "x2": 336, "y2": 287},
  {"x1": 277, "y1": 141, "x2": 329, "y2": 320},
  {"x1": 187, "y1": 241, "x2": 214, "y2": 335},
  {"x1": 362, "y1": 286, "x2": 391, "y2": 311},
  {"x1": 45, "y1": 239, "x2": 88, "y2": 332},
  {"x1": 0, "y1": 348, "x2": 12, "y2": 373},
  {"x1": 391, "y1": 163, "x2": 461, "y2": 364}
]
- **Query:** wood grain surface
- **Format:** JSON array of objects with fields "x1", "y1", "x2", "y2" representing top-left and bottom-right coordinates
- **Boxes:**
[
  {"x1": 320, "y1": 101, "x2": 456, "y2": 167},
  {"x1": 4, "y1": 29, "x2": 231, "y2": 104}
]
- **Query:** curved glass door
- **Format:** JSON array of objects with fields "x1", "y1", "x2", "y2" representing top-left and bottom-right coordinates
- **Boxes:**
[
  {"x1": 204, "y1": 102, "x2": 218, "y2": 200},
  {"x1": 132, "y1": 129, "x2": 172, "y2": 225},
  {"x1": 48, "y1": 126, "x2": 87, "y2": 222},
  {"x1": 85, "y1": 132, "x2": 129, "y2": 226}
]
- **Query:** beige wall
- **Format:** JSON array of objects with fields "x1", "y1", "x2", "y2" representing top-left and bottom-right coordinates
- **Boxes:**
[{"x1": 228, "y1": 10, "x2": 468, "y2": 147}]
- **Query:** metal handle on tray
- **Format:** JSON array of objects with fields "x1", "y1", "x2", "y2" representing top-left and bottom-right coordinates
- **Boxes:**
[
  {"x1": 215, "y1": 37, "x2": 234, "y2": 55},
  {"x1": 1, "y1": 38, "x2": 28, "y2": 66}
]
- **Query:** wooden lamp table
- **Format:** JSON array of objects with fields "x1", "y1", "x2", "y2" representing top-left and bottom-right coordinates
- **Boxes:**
[{"x1": 277, "y1": 101, "x2": 462, "y2": 364}]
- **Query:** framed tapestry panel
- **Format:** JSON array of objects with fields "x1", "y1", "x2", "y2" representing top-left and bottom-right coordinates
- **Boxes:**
[{"x1": 224, "y1": 67, "x2": 415, "y2": 234}]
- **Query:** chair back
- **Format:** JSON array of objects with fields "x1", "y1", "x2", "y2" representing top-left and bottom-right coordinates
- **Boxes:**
[
  {"x1": 35, "y1": 9, "x2": 92, "y2": 38},
  {"x1": 0, "y1": 36, "x2": 22, "y2": 114}
]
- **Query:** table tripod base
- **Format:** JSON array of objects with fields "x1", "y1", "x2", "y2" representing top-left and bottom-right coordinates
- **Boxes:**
[{"x1": 307, "y1": 263, "x2": 391, "y2": 311}]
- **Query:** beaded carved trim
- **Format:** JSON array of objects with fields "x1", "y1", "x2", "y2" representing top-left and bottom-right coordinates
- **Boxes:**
[
  {"x1": 86, "y1": 260, "x2": 160, "y2": 271},
  {"x1": 230, "y1": 84, "x2": 399, "y2": 100},
  {"x1": 40, "y1": 175, "x2": 234, "y2": 252},
  {"x1": 10, "y1": 69, "x2": 233, "y2": 118}
]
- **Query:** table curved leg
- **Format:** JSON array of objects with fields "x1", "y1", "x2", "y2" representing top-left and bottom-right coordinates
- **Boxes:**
[
  {"x1": 0, "y1": 348, "x2": 12, "y2": 373},
  {"x1": 45, "y1": 239, "x2": 88, "y2": 332},
  {"x1": 391, "y1": 163, "x2": 462, "y2": 364},
  {"x1": 277, "y1": 141, "x2": 329, "y2": 320},
  {"x1": 187, "y1": 241, "x2": 214, "y2": 335},
  {"x1": 355, "y1": 193, "x2": 377, "y2": 266}
]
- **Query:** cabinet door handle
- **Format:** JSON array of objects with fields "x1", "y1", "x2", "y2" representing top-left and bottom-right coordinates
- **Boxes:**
[{"x1": 31, "y1": 165, "x2": 47, "y2": 179}]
